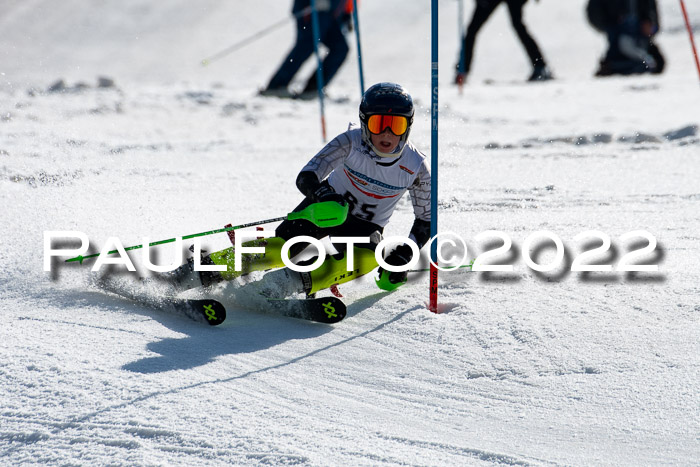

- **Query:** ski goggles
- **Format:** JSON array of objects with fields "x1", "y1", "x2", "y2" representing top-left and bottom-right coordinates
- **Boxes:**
[{"x1": 366, "y1": 114, "x2": 409, "y2": 136}]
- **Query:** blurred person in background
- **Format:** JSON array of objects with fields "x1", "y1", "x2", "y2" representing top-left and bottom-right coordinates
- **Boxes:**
[
  {"x1": 587, "y1": 0, "x2": 665, "y2": 76},
  {"x1": 260, "y1": 0, "x2": 352, "y2": 99},
  {"x1": 455, "y1": 0, "x2": 553, "y2": 84}
]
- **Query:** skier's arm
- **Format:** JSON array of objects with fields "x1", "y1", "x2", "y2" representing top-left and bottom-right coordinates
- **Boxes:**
[
  {"x1": 296, "y1": 171, "x2": 346, "y2": 205},
  {"x1": 384, "y1": 162, "x2": 431, "y2": 266},
  {"x1": 377, "y1": 162, "x2": 432, "y2": 288},
  {"x1": 296, "y1": 171, "x2": 322, "y2": 198},
  {"x1": 408, "y1": 219, "x2": 431, "y2": 250},
  {"x1": 296, "y1": 131, "x2": 352, "y2": 201},
  {"x1": 408, "y1": 161, "x2": 432, "y2": 249},
  {"x1": 299, "y1": 131, "x2": 352, "y2": 184}
]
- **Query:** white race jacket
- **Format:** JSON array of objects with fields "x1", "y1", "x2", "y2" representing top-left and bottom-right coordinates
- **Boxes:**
[{"x1": 300, "y1": 127, "x2": 431, "y2": 227}]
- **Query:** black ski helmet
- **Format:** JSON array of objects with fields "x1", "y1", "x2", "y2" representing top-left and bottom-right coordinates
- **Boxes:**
[{"x1": 359, "y1": 82, "x2": 414, "y2": 158}]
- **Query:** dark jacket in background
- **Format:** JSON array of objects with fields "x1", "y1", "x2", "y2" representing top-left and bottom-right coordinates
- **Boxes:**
[
  {"x1": 588, "y1": 0, "x2": 665, "y2": 76},
  {"x1": 587, "y1": 0, "x2": 659, "y2": 33}
]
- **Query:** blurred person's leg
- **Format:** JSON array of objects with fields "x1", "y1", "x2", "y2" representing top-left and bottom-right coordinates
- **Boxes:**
[
  {"x1": 647, "y1": 40, "x2": 665, "y2": 73},
  {"x1": 266, "y1": 18, "x2": 316, "y2": 91},
  {"x1": 505, "y1": 0, "x2": 551, "y2": 80},
  {"x1": 302, "y1": 15, "x2": 349, "y2": 93},
  {"x1": 458, "y1": 0, "x2": 501, "y2": 79}
]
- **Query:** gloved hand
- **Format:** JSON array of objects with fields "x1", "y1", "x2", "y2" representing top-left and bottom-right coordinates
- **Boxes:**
[
  {"x1": 378, "y1": 244, "x2": 414, "y2": 285},
  {"x1": 312, "y1": 180, "x2": 347, "y2": 206}
]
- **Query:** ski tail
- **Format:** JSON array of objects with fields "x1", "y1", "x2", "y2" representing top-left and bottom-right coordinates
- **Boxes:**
[
  {"x1": 266, "y1": 296, "x2": 346, "y2": 323},
  {"x1": 94, "y1": 275, "x2": 226, "y2": 325}
]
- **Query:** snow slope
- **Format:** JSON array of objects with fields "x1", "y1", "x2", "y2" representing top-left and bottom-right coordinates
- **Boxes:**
[{"x1": 1, "y1": 0, "x2": 699, "y2": 464}]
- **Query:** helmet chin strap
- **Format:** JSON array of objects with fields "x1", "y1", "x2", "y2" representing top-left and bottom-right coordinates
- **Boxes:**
[
  {"x1": 362, "y1": 125, "x2": 409, "y2": 158},
  {"x1": 370, "y1": 140, "x2": 405, "y2": 158}
]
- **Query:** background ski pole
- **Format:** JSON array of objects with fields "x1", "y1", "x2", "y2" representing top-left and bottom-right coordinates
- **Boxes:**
[
  {"x1": 456, "y1": 0, "x2": 465, "y2": 94},
  {"x1": 679, "y1": 0, "x2": 700, "y2": 84},
  {"x1": 310, "y1": 0, "x2": 328, "y2": 141},
  {"x1": 351, "y1": 0, "x2": 365, "y2": 95},
  {"x1": 200, "y1": 7, "x2": 312, "y2": 66},
  {"x1": 65, "y1": 201, "x2": 348, "y2": 264}
]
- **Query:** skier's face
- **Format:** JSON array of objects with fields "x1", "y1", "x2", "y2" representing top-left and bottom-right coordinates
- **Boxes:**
[{"x1": 370, "y1": 128, "x2": 401, "y2": 153}]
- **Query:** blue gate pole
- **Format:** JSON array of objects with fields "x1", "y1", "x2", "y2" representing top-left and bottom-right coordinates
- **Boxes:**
[
  {"x1": 351, "y1": 0, "x2": 365, "y2": 95},
  {"x1": 429, "y1": 0, "x2": 439, "y2": 313},
  {"x1": 310, "y1": 0, "x2": 328, "y2": 141}
]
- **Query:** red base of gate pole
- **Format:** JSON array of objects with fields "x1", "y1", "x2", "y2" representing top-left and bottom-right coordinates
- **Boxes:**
[{"x1": 428, "y1": 263, "x2": 439, "y2": 313}]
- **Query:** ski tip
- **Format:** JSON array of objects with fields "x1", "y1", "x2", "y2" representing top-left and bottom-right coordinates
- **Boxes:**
[
  {"x1": 265, "y1": 296, "x2": 346, "y2": 324},
  {"x1": 317, "y1": 296, "x2": 346, "y2": 323},
  {"x1": 190, "y1": 299, "x2": 226, "y2": 326}
]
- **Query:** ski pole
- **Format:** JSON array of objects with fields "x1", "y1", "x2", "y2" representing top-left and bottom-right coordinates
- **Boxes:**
[
  {"x1": 351, "y1": 0, "x2": 365, "y2": 95},
  {"x1": 409, "y1": 262, "x2": 473, "y2": 274},
  {"x1": 679, "y1": 0, "x2": 700, "y2": 84},
  {"x1": 65, "y1": 201, "x2": 349, "y2": 264},
  {"x1": 200, "y1": 7, "x2": 312, "y2": 66},
  {"x1": 65, "y1": 217, "x2": 285, "y2": 264},
  {"x1": 310, "y1": 0, "x2": 328, "y2": 141}
]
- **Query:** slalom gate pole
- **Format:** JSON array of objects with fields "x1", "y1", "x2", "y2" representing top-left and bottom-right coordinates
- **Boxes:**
[
  {"x1": 351, "y1": 0, "x2": 365, "y2": 95},
  {"x1": 310, "y1": 0, "x2": 328, "y2": 141},
  {"x1": 679, "y1": 0, "x2": 700, "y2": 84},
  {"x1": 200, "y1": 7, "x2": 312, "y2": 66},
  {"x1": 429, "y1": 0, "x2": 440, "y2": 313}
]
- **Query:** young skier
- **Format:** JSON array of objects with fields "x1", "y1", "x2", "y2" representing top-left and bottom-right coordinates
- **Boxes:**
[{"x1": 168, "y1": 82, "x2": 431, "y2": 299}]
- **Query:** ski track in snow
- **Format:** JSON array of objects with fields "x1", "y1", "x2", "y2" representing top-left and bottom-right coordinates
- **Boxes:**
[{"x1": 1, "y1": 0, "x2": 700, "y2": 465}]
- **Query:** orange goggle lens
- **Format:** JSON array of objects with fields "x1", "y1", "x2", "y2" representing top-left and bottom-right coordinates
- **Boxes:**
[{"x1": 366, "y1": 114, "x2": 408, "y2": 136}]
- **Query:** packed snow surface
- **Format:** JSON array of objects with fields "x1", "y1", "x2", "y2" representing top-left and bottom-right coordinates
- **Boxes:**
[{"x1": 1, "y1": 0, "x2": 699, "y2": 465}]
